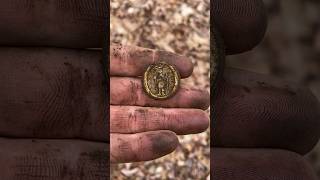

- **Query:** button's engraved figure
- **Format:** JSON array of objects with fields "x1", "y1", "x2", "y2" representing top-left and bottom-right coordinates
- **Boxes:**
[
  {"x1": 143, "y1": 61, "x2": 179, "y2": 99},
  {"x1": 153, "y1": 67, "x2": 169, "y2": 97}
]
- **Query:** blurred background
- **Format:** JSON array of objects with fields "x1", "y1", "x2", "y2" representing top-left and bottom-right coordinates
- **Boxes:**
[
  {"x1": 228, "y1": 0, "x2": 320, "y2": 177},
  {"x1": 110, "y1": 0, "x2": 210, "y2": 179},
  {"x1": 110, "y1": 0, "x2": 320, "y2": 179}
]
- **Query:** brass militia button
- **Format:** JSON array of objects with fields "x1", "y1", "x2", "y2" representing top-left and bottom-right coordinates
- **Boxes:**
[{"x1": 143, "y1": 61, "x2": 180, "y2": 100}]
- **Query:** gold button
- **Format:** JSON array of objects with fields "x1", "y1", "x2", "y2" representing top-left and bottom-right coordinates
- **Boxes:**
[{"x1": 143, "y1": 61, "x2": 180, "y2": 100}]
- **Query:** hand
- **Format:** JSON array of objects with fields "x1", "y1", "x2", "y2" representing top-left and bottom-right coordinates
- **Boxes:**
[
  {"x1": 110, "y1": 44, "x2": 210, "y2": 163},
  {"x1": 0, "y1": 1, "x2": 109, "y2": 179},
  {"x1": 212, "y1": 0, "x2": 320, "y2": 179}
]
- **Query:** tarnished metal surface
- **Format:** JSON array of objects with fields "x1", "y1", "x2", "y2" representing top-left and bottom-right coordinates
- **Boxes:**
[{"x1": 143, "y1": 62, "x2": 180, "y2": 100}]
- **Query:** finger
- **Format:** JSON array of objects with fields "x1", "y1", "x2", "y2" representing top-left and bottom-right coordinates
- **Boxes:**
[
  {"x1": 110, "y1": 106, "x2": 209, "y2": 135},
  {"x1": 110, "y1": 131, "x2": 178, "y2": 163},
  {"x1": 0, "y1": 138, "x2": 108, "y2": 179},
  {"x1": 110, "y1": 77, "x2": 210, "y2": 110},
  {"x1": 0, "y1": 0, "x2": 107, "y2": 48},
  {"x1": 0, "y1": 48, "x2": 108, "y2": 141},
  {"x1": 110, "y1": 44, "x2": 194, "y2": 78},
  {"x1": 212, "y1": 68, "x2": 320, "y2": 154},
  {"x1": 212, "y1": 148, "x2": 318, "y2": 180},
  {"x1": 212, "y1": 0, "x2": 268, "y2": 54}
]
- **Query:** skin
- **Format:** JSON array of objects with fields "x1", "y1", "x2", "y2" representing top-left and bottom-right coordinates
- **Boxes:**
[
  {"x1": 0, "y1": 0, "x2": 318, "y2": 179},
  {"x1": 212, "y1": 0, "x2": 320, "y2": 179},
  {"x1": 0, "y1": 0, "x2": 210, "y2": 178},
  {"x1": 109, "y1": 44, "x2": 210, "y2": 163}
]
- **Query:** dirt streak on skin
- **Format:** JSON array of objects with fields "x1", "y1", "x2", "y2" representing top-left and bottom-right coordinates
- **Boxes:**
[{"x1": 145, "y1": 132, "x2": 177, "y2": 156}]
